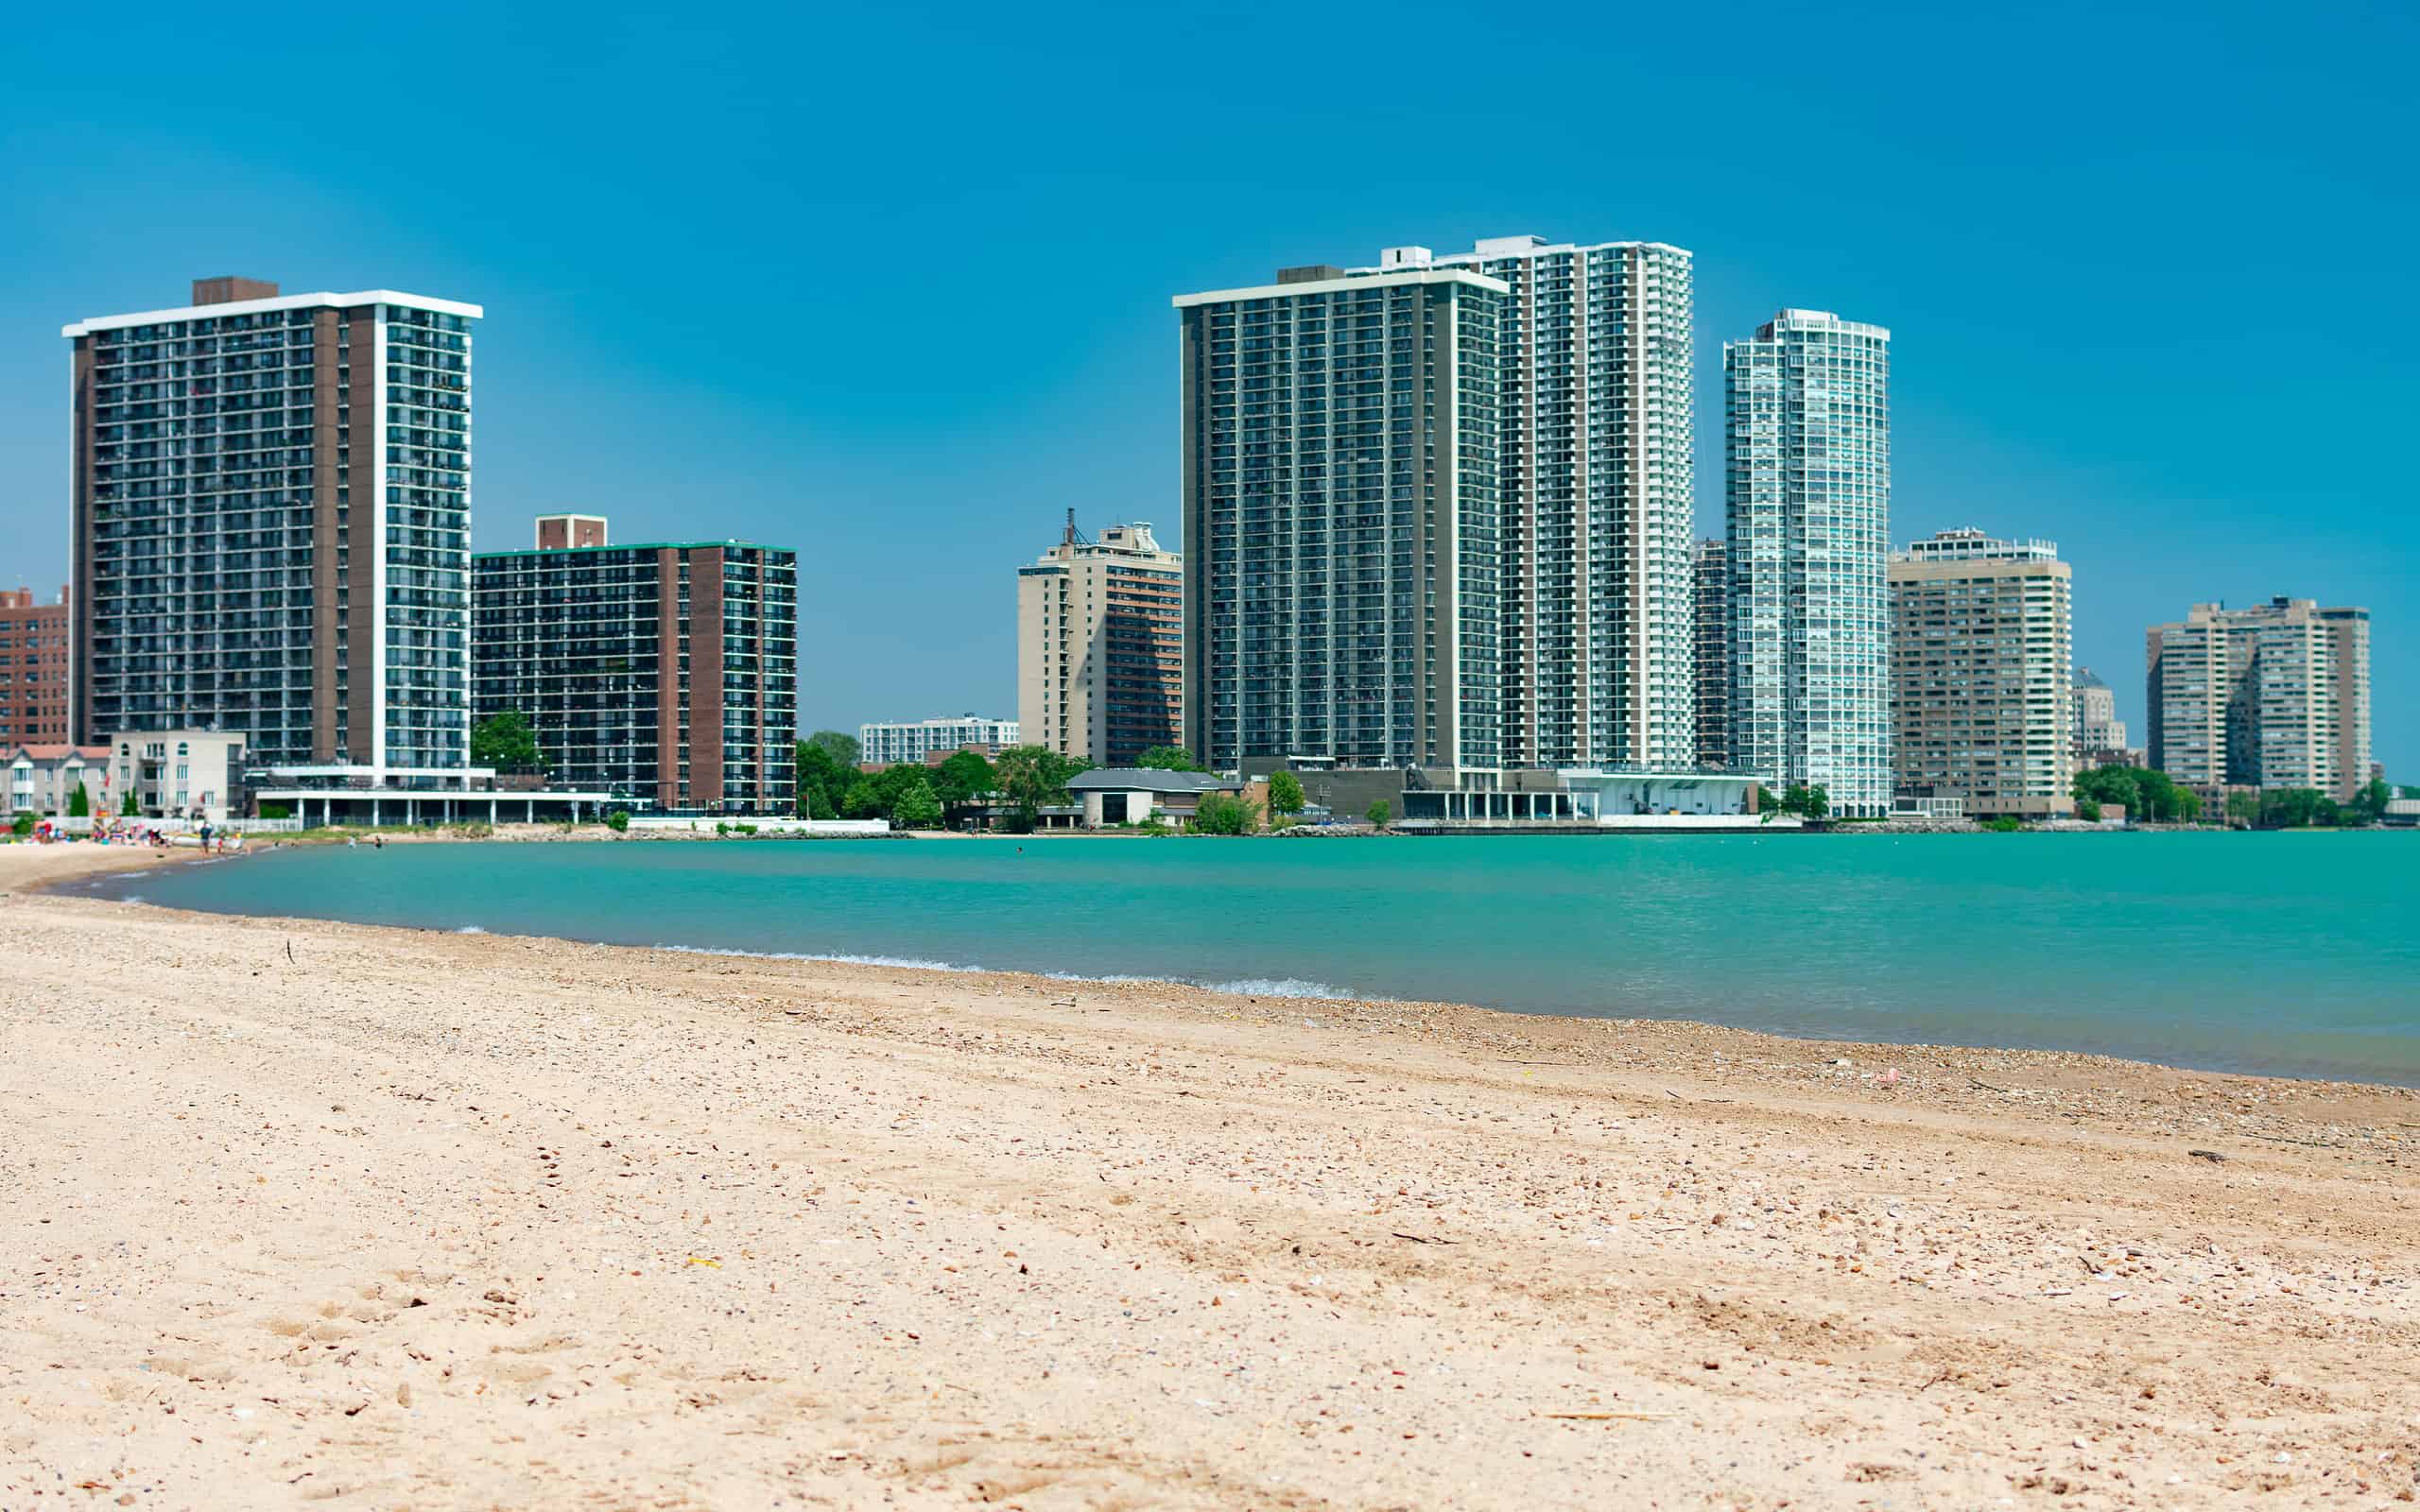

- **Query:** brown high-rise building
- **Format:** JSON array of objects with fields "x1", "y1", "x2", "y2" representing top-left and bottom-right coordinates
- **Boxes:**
[
  {"x1": 472, "y1": 518, "x2": 799, "y2": 813},
  {"x1": 0, "y1": 586, "x2": 73, "y2": 745},
  {"x1": 1888, "y1": 529, "x2": 2075, "y2": 817},
  {"x1": 64, "y1": 277, "x2": 481, "y2": 773}
]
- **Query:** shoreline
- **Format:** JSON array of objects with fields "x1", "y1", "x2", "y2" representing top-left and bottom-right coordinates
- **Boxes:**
[
  {"x1": 39, "y1": 838, "x2": 2420, "y2": 1093},
  {"x1": 4, "y1": 844, "x2": 2415, "y2": 1506}
]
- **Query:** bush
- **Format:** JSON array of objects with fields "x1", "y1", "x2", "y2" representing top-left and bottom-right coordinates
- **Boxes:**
[
  {"x1": 715, "y1": 821, "x2": 731, "y2": 835},
  {"x1": 257, "y1": 802, "x2": 292, "y2": 820},
  {"x1": 1366, "y1": 799, "x2": 1391, "y2": 828},
  {"x1": 1190, "y1": 793, "x2": 1259, "y2": 835},
  {"x1": 10, "y1": 811, "x2": 33, "y2": 836},
  {"x1": 1980, "y1": 815, "x2": 2026, "y2": 833},
  {"x1": 606, "y1": 809, "x2": 630, "y2": 833}
]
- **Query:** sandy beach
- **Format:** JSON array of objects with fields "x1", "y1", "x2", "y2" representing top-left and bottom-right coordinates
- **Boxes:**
[{"x1": 3, "y1": 843, "x2": 2414, "y2": 1509}]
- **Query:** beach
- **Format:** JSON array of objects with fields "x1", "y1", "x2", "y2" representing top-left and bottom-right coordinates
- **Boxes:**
[{"x1": 3, "y1": 844, "x2": 2414, "y2": 1509}]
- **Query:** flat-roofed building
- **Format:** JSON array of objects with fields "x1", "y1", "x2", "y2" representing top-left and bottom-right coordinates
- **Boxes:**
[
  {"x1": 1018, "y1": 518, "x2": 1182, "y2": 766},
  {"x1": 0, "y1": 587, "x2": 72, "y2": 745},
  {"x1": 65, "y1": 278, "x2": 481, "y2": 777},
  {"x1": 109, "y1": 728, "x2": 248, "y2": 822},
  {"x1": 1726, "y1": 310, "x2": 1893, "y2": 816},
  {"x1": 858, "y1": 715, "x2": 1019, "y2": 767},
  {"x1": 2147, "y1": 597, "x2": 2371, "y2": 800},
  {"x1": 1888, "y1": 528, "x2": 2074, "y2": 817},
  {"x1": 1177, "y1": 262, "x2": 1506, "y2": 778},
  {"x1": 472, "y1": 518, "x2": 798, "y2": 813}
]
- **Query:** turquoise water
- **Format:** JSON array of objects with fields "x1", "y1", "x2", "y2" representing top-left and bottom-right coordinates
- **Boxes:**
[{"x1": 88, "y1": 833, "x2": 2419, "y2": 1084}]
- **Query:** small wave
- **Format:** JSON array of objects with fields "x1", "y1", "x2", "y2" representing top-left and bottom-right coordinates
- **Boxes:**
[
  {"x1": 1203, "y1": 976, "x2": 1358, "y2": 1000},
  {"x1": 119, "y1": 894, "x2": 144, "y2": 904},
  {"x1": 454, "y1": 925, "x2": 488, "y2": 935},
  {"x1": 654, "y1": 943, "x2": 982, "y2": 972}
]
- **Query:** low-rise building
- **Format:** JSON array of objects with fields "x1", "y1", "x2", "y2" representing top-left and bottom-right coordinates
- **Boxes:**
[
  {"x1": 7, "y1": 744, "x2": 112, "y2": 816},
  {"x1": 110, "y1": 730, "x2": 248, "y2": 822},
  {"x1": 0, "y1": 587, "x2": 72, "y2": 746},
  {"x1": 858, "y1": 715, "x2": 1018, "y2": 767},
  {"x1": 1063, "y1": 767, "x2": 1240, "y2": 827}
]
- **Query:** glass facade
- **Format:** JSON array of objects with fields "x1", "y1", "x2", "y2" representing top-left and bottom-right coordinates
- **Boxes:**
[
  {"x1": 1725, "y1": 309, "x2": 1893, "y2": 815},
  {"x1": 1179, "y1": 268, "x2": 1503, "y2": 776},
  {"x1": 1435, "y1": 240, "x2": 1696, "y2": 768}
]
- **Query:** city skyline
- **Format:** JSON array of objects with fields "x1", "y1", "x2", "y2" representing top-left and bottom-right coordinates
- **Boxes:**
[{"x1": 1, "y1": 4, "x2": 2411, "y2": 775}]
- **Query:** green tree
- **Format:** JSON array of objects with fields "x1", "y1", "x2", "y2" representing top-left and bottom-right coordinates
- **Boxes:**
[
  {"x1": 1267, "y1": 770, "x2": 1305, "y2": 816},
  {"x1": 891, "y1": 775, "x2": 944, "y2": 830},
  {"x1": 2346, "y1": 777, "x2": 2392, "y2": 826},
  {"x1": 1366, "y1": 799, "x2": 1391, "y2": 829},
  {"x1": 471, "y1": 710, "x2": 546, "y2": 774},
  {"x1": 806, "y1": 730, "x2": 862, "y2": 767},
  {"x1": 2224, "y1": 790, "x2": 2259, "y2": 826},
  {"x1": 2173, "y1": 786, "x2": 2204, "y2": 824},
  {"x1": 67, "y1": 782, "x2": 90, "y2": 818},
  {"x1": 840, "y1": 776, "x2": 884, "y2": 819},
  {"x1": 1135, "y1": 745, "x2": 1202, "y2": 772},
  {"x1": 605, "y1": 809, "x2": 631, "y2": 833},
  {"x1": 1803, "y1": 784, "x2": 1830, "y2": 820},
  {"x1": 931, "y1": 749, "x2": 996, "y2": 809},
  {"x1": 2075, "y1": 798, "x2": 2101, "y2": 822},
  {"x1": 1190, "y1": 792, "x2": 1259, "y2": 835},
  {"x1": 994, "y1": 745, "x2": 1086, "y2": 820},
  {"x1": 796, "y1": 740, "x2": 856, "y2": 819}
]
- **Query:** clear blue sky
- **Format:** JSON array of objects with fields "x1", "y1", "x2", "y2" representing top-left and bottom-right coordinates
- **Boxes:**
[{"x1": 3, "y1": 2, "x2": 2410, "y2": 775}]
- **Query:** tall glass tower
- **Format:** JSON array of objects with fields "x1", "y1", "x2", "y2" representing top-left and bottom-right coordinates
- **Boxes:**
[
  {"x1": 1360, "y1": 238, "x2": 1695, "y2": 768},
  {"x1": 1724, "y1": 309, "x2": 1893, "y2": 816}
]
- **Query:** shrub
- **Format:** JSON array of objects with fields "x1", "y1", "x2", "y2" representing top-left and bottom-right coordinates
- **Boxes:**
[
  {"x1": 1190, "y1": 793, "x2": 1259, "y2": 835},
  {"x1": 715, "y1": 821, "x2": 731, "y2": 835},
  {"x1": 606, "y1": 809, "x2": 631, "y2": 833},
  {"x1": 2074, "y1": 799, "x2": 2100, "y2": 822},
  {"x1": 1366, "y1": 799, "x2": 1390, "y2": 829},
  {"x1": 10, "y1": 811, "x2": 33, "y2": 836},
  {"x1": 1981, "y1": 815, "x2": 2025, "y2": 833},
  {"x1": 257, "y1": 802, "x2": 292, "y2": 820}
]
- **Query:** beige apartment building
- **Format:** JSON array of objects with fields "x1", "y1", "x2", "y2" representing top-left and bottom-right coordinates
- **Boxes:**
[
  {"x1": 2147, "y1": 597, "x2": 2371, "y2": 800},
  {"x1": 1888, "y1": 529, "x2": 2074, "y2": 816},
  {"x1": 1017, "y1": 519, "x2": 1182, "y2": 767}
]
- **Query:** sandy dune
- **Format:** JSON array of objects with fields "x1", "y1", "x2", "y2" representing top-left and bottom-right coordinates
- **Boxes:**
[{"x1": 3, "y1": 845, "x2": 2415, "y2": 1508}]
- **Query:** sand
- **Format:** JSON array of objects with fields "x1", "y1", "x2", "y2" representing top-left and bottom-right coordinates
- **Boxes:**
[{"x1": 3, "y1": 843, "x2": 2415, "y2": 1509}]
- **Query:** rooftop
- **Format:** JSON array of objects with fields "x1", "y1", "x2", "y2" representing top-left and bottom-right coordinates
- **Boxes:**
[
  {"x1": 64, "y1": 284, "x2": 482, "y2": 337},
  {"x1": 1066, "y1": 769, "x2": 1241, "y2": 794}
]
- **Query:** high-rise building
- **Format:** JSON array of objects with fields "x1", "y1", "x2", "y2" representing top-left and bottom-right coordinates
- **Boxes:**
[
  {"x1": 857, "y1": 716, "x2": 1019, "y2": 767},
  {"x1": 1691, "y1": 541, "x2": 1729, "y2": 768},
  {"x1": 1018, "y1": 518, "x2": 1182, "y2": 766},
  {"x1": 1725, "y1": 309, "x2": 1893, "y2": 815},
  {"x1": 0, "y1": 587, "x2": 72, "y2": 745},
  {"x1": 2069, "y1": 666, "x2": 2130, "y2": 765},
  {"x1": 1176, "y1": 263, "x2": 1504, "y2": 778},
  {"x1": 2146, "y1": 597, "x2": 2371, "y2": 800},
  {"x1": 65, "y1": 278, "x2": 480, "y2": 774},
  {"x1": 471, "y1": 518, "x2": 798, "y2": 813},
  {"x1": 1888, "y1": 529, "x2": 2074, "y2": 816},
  {"x1": 1362, "y1": 238, "x2": 1696, "y2": 766}
]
